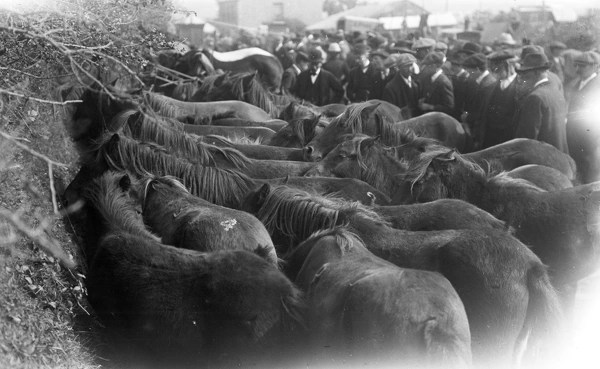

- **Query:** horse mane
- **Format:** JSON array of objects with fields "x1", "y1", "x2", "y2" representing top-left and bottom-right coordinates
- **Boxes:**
[
  {"x1": 255, "y1": 185, "x2": 388, "y2": 245},
  {"x1": 487, "y1": 172, "x2": 545, "y2": 192},
  {"x1": 142, "y1": 91, "x2": 189, "y2": 118},
  {"x1": 404, "y1": 148, "x2": 486, "y2": 189},
  {"x1": 116, "y1": 110, "x2": 251, "y2": 168},
  {"x1": 171, "y1": 80, "x2": 202, "y2": 101},
  {"x1": 196, "y1": 72, "x2": 228, "y2": 98},
  {"x1": 233, "y1": 73, "x2": 281, "y2": 118},
  {"x1": 83, "y1": 171, "x2": 161, "y2": 242},
  {"x1": 334, "y1": 102, "x2": 374, "y2": 134},
  {"x1": 90, "y1": 133, "x2": 255, "y2": 207},
  {"x1": 302, "y1": 227, "x2": 367, "y2": 255}
]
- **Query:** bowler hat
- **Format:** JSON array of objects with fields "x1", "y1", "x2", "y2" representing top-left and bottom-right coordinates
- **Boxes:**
[
  {"x1": 516, "y1": 52, "x2": 550, "y2": 72},
  {"x1": 488, "y1": 49, "x2": 515, "y2": 62},
  {"x1": 354, "y1": 44, "x2": 371, "y2": 55},
  {"x1": 457, "y1": 42, "x2": 482, "y2": 55},
  {"x1": 574, "y1": 51, "x2": 600, "y2": 65},
  {"x1": 390, "y1": 46, "x2": 415, "y2": 55},
  {"x1": 412, "y1": 38, "x2": 436, "y2": 50},
  {"x1": 384, "y1": 53, "x2": 417, "y2": 68},
  {"x1": 395, "y1": 39, "x2": 414, "y2": 49},
  {"x1": 328, "y1": 42, "x2": 341, "y2": 53},
  {"x1": 296, "y1": 51, "x2": 309, "y2": 63},
  {"x1": 497, "y1": 32, "x2": 517, "y2": 46},
  {"x1": 307, "y1": 48, "x2": 323, "y2": 62},
  {"x1": 462, "y1": 53, "x2": 488, "y2": 69},
  {"x1": 435, "y1": 41, "x2": 449, "y2": 52},
  {"x1": 422, "y1": 51, "x2": 445, "y2": 66}
]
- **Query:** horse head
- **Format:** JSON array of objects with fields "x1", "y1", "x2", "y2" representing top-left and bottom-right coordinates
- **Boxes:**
[
  {"x1": 304, "y1": 102, "x2": 381, "y2": 162},
  {"x1": 400, "y1": 149, "x2": 460, "y2": 203}
]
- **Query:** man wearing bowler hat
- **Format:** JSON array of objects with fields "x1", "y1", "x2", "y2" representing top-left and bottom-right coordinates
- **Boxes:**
[
  {"x1": 346, "y1": 44, "x2": 377, "y2": 102},
  {"x1": 461, "y1": 53, "x2": 497, "y2": 147},
  {"x1": 512, "y1": 51, "x2": 568, "y2": 153},
  {"x1": 281, "y1": 51, "x2": 310, "y2": 95},
  {"x1": 382, "y1": 53, "x2": 420, "y2": 118},
  {"x1": 418, "y1": 51, "x2": 454, "y2": 116},
  {"x1": 291, "y1": 48, "x2": 344, "y2": 106},
  {"x1": 478, "y1": 50, "x2": 520, "y2": 148},
  {"x1": 566, "y1": 51, "x2": 600, "y2": 182}
]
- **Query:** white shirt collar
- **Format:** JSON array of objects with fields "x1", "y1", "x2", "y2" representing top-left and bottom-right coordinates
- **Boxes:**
[
  {"x1": 431, "y1": 69, "x2": 443, "y2": 82},
  {"x1": 361, "y1": 60, "x2": 370, "y2": 73},
  {"x1": 579, "y1": 73, "x2": 597, "y2": 91},
  {"x1": 533, "y1": 78, "x2": 549, "y2": 89},
  {"x1": 310, "y1": 68, "x2": 321, "y2": 84},
  {"x1": 401, "y1": 74, "x2": 412, "y2": 86},
  {"x1": 500, "y1": 73, "x2": 516, "y2": 90},
  {"x1": 476, "y1": 70, "x2": 490, "y2": 84}
]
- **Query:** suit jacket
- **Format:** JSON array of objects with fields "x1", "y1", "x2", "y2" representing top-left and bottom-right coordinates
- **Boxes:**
[
  {"x1": 463, "y1": 73, "x2": 497, "y2": 131},
  {"x1": 281, "y1": 65, "x2": 300, "y2": 94},
  {"x1": 549, "y1": 56, "x2": 565, "y2": 83},
  {"x1": 420, "y1": 72, "x2": 455, "y2": 116},
  {"x1": 323, "y1": 59, "x2": 349, "y2": 83},
  {"x1": 512, "y1": 81, "x2": 568, "y2": 153},
  {"x1": 449, "y1": 70, "x2": 470, "y2": 121},
  {"x1": 382, "y1": 74, "x2": 420, "y2": 118},
  {"x1": 292, "y1": 69, "x2": 345, "y2": 106},
  {"x1": 346, "y1": 63, "x2": 379, "y2": 102},
  {"x1": 478, "y1": 78, "x2": 519, "y2": 149}
]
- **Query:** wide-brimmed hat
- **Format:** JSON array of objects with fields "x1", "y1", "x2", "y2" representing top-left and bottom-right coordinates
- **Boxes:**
[
  {"x1": 307, "y1": 48, "x2": 323, "y2": 62},
  {"x1": 390, "y1": 46, "x2": 415, "y2": 55},
  {"x1": 422, "y1": 51, "x2": 445, "y2": 66},
  {"x1": 296, "y1": 51, "x2": 310, "y2": 63},
  {"x1": 457, "y1": 42, "x2": 482, "y2": 55},
  {"x1": 516, "y1": 52, "x2": 550, "y2": 72},
  {"x1": 412, "y1": 37, "x2": 436, "y2": 50},
  {"x1": 488, "y1": 49, "x2": 516, "y2": 62},
  {"x1": 328, "y1": 42, "x2": 341, "y2": 53},
  {"x1": 519, "y1": 45, "x2": 545, "y2": 61},
  {"x1": 574, "y1": 51, "x2": 600, "y2": 65},
  {"x1": 371, "y1": 49, "x2": 390, "y2": 59},
  {"x1": 462, "y1": 53, "x2": 488, "y2": 69}
]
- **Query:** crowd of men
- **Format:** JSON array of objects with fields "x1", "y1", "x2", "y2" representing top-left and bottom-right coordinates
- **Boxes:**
[{"x1": 271, "y1": 31, "x2": 600, "y2": 156}]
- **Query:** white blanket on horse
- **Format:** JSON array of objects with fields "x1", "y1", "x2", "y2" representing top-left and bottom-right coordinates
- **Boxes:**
[{"x1": 212, "y1": 47, "x2": 275, "y2": 62}]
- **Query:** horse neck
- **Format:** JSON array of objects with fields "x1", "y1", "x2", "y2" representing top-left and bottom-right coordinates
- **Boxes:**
[
  {"x1": 363, "y1": 149, "x2": 407, "y2": 196},
  {"x1": 443, "y1": 165, "x2": 486, "y2": 205}
]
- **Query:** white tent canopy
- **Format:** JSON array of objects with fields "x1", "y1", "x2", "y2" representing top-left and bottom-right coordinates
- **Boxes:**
[{"x1": 380, "y1": 12, "x2": 458, "y2": 31}]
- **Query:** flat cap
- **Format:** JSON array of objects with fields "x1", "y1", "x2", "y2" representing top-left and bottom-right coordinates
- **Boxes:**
[
  {"x1": 422, "y1": 51, "x2": 446, "y2": 66},
  {"x1": 385, "y1": 53, "x2": 417, "y2": 68},
  {"x1": 435, "y1": 41, "x2": 449, "y2": 52},
  {"x1": 371, "y1": 49, "x2": 390, "y2": 59},
  {"x1": 457, "y1": 42, "x2": 482, "y2": 55},
  {"x1": 574, "y1": 51, "x2": 600, "y2": 65},
  {"x1": 354, "y1": 43, "x2": 371, "y2": 55},
  {"x1": 412, "y1": 38, "x2": 436, "y2": 50},
  {"x1": 462, "y1": 53, "x2": 488, "y2": 69},
  {"x1": 295, "y1": 51, "x2": 309, "y2": 63},
  {"x1": 549, "y1": 41, "x2": 567, "y2": 49},
  {"x1": 487, "y1": 49, "x2": 516, "y2": 62},
  {"x1": 328, "y1": 42, "x2": 341, "y2": 53}
]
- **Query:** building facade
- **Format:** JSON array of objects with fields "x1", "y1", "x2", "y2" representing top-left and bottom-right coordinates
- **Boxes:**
[{"x1": 217, "y1": 0, "x2": 325, "y2": 29}]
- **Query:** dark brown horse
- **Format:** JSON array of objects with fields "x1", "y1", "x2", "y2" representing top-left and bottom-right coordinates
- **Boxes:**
[
  {"x1": 506, "y1": 164, "x2": 573, "y2": 191},
  {"x1": 202, "y1": 47, "x2": 284, "y2": 92},
  {"x1": 80, "y1": 171, "x2": 306, "y2": 366},
  {"x1": 241, "y1": 183, "x2": 563, "y2": 367},
  {"x1": 268, "y1": 114, "x2": 328, "y2": 148},
  {"x1": 203, "y1": 135, "x2": 306, "y2": 161},
  {"x1": 400, "y1": 148, "x2": 600, "y2": 314},
  {"x1": 304, "y1": 102, "x2": 466, "y2": 161},
  {"x1": 285, "y1": 227, "x2": 472, "y2": 367},
  {"x1": 135, "y1": 175, "x2": 277, "y2": 264}
]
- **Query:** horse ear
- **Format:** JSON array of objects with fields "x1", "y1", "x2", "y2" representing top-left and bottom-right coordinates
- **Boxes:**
[
  {"x1": 118, "y1": 174, "x2": 131, "y2": 192},
  {"x1": 434, "y1": 149, "x2": 456, "y2": 163},
  {"x1": 256, "y1": 183, "x2": 272, "y2": 205},
  {"x1": 283, "y1": 102, "x2": 296, "y2": 121},
  {"x1": 360, "y1": 102, "x2": 381, "y2": 121},
  {"x1": 359, "y1": 136, "x2": 380, "y2": 152},
  {"x1": 109, "y1": 133, "x2": 121, "y2": 144}
]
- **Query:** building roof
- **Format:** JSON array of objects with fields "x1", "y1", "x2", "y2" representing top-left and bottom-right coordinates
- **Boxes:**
[
  {"x1": 306, "y1": 0, "x2": 427, "y2": 31},
  {"x1": 380, "y1": 12, "x2": 457, "y2": 30}
]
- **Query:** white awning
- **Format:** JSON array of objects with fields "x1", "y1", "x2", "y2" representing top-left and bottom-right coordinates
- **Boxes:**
[{"x1": 380, "y1": 13, "x2": 457, "y2": 30}]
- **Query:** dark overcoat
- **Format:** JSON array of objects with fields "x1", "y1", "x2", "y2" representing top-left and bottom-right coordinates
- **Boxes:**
[
  {"x1": 382, "y1": 73, "x2": 420, "y2": 118},
  {"x1": 292, "y1": 69, "x2": 345, "y2": 106},
  {"x1": 419, "y1": 73, "x2": 455, "y2": 116}
]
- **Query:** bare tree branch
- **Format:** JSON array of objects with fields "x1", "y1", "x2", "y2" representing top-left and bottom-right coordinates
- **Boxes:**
[{"x1": 0, "y1": 89, "x2": 82, "y2": 105}]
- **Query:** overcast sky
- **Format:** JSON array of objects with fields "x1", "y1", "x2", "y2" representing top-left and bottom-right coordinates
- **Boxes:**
[{"x1": 174, "y1": 0, "x2": 596, "y2": 20}]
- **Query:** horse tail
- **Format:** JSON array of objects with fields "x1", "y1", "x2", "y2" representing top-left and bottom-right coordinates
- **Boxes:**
[
  {"x1": 423, "y1": 317, "x2": 472, "y2": 368},
  {"x1": 515, "y1": 262, "x2": 563, "y2": 367}
]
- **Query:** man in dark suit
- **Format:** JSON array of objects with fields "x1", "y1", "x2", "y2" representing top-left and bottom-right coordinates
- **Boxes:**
[
  {"x1": 280, "y1": 51, "x2": 309, "y2": 95},
  {"x1": 346, "y1": 44, "x2": 375, "y2": 102},
  {"x1": 478, "y1": 50, "x2": 519, "y2": 149},
  {"x1": 417, "y1": 51, "x2": 455, "y2": 116},
  {"x1": 461, "y1": 53, "x2": 497, "y2": 146},
  {"x1": 291, "y1": 48, "x2": 345, "y2": 106},
  {"x1": 513, "y1": 52, "x2": 568, "y2": 153},
  {"x1": 548, "y1": 41, "x2": 567, "y2": 84},
  {"x1": 519, "y1": 45, "x2": 563, "y2": 94},
  {"x1": 567, "y1": 51, "x2": 600, "y2": 182},
  {"x1": 382, "y1": 53, "x2": 420, "y2": 118}
]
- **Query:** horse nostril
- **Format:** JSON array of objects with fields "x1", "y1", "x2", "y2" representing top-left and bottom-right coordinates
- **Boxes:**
[
  {"x1": 305, "y1": 146, "x2": 314, "y2": 155},
  {"x1": 315, "y1": 156, "x2": 322, "y2": 162}
]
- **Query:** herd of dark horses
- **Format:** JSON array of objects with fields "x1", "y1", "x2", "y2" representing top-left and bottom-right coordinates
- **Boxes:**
[{"x1": 61, "y1": 59, "x2": 599, "y2": 368}]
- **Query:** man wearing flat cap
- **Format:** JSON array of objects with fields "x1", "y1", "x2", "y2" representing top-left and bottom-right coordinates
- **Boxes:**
[
  {"x1": 548, "y1": 41, "x2": 567, "y2": 84},
  {"x1": 291, "y1": 48, "x2": 345, "y2": 106},
  {"x1": 412, "y1": 37, "x2": 436, "y2": 63},
  {"x1": 382, "y1": 53, "x2": 420, "y2": 118},
  {"x1": 512, "y1": 52, "x2": 568, "y2": 153},
  {"x1": 461, "y1": 53, "x2": 497, "y2": 148},
  {"x1": 478, "y1": 50, "x2": 520, "y2": 148},
  {"x1": 566, "y1": 51, "x2": 600, "y2": 182},
  {"x1": 281, "y1": 51, "x2": 310, "y2": 95},
  {"x1": 417, "y1": 51, "x2": 455, "y2": 116}
]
